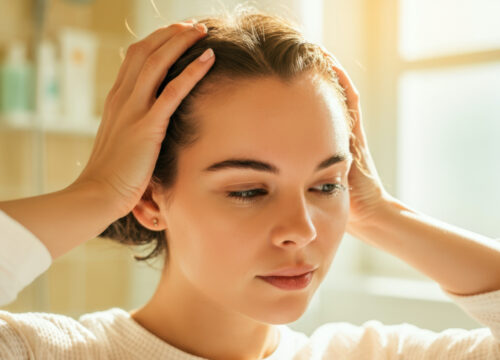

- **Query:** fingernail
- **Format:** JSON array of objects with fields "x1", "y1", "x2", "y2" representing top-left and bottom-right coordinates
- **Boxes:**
[
  {"x1": 199, "y1": 48, "x2": 214, "y2": 62},
  {"x1": 194, "y1": 23, "x2": 207, "y2": 33}
]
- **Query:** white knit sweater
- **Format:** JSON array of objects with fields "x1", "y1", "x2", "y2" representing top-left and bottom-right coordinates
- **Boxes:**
[{"x1": 1, "y1": 209, "x2": 499, "y2": 359}]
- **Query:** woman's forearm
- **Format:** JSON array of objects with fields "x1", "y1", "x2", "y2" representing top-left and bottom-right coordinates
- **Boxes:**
[
  {"x1": 350, "y1": 196, "x2": 500, "y2": 296},
  {"x1": 0, "y1": 181, "x2": 122, "y2": 260}
]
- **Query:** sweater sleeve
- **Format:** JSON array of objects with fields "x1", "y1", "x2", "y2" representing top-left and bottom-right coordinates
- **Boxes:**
[
  {"x1": 309, "y1": 287, "x2": 500, "y2": 359},
  {"x1": 0, "y1": 310, "x2": 106, "y2": 359},
  {"x1": 0, "y1": 210, "x2": 52, "y2": 306},
  {"x1": 0, "y1": 317, "x2": 31, "y2": 359}
]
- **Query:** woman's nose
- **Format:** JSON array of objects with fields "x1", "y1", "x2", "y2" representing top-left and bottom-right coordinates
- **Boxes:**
[{"x1": 270, "y1": 195, "x2": 317, "y2": 249}]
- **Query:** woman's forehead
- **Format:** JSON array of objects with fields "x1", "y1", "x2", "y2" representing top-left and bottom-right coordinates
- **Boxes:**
[
  {"x1": 194, "y1": 74, "x2": 350, "y2": 149},
  {"x1": 177, "y1": 75, "x2": 351, "y2": 178}
]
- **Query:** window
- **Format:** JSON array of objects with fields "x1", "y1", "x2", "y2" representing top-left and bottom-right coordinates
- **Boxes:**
[{"x1": 362, "y1": 0, "x2": 500, "y2": 279}]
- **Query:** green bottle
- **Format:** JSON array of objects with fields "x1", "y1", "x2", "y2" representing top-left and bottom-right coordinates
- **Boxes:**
[{"x1": 0, "y1": 42, "x2": 34, "y2": 121}]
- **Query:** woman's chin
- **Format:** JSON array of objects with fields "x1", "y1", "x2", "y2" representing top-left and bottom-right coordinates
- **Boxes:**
[
  {"x1": 244, "y1": 285, "x2": 318, "y2": 324},
  {"x1": 257, "y1": 301, "x2": 311, "y2": 324}
]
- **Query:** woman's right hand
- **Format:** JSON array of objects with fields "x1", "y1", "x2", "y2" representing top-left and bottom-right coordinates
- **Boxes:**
[{"x1": 73, "y1": 20, "x2": 215, "y2": 218}]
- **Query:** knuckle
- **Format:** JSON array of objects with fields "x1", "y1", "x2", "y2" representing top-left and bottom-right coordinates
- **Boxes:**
[
  {"x1": 108, "y1": 92, "x2": 123, "y2": 109},
  {"x1": 183, "y1": 65, "x2": 198, "y2": 79},
  {"x1": 142, "y1": 54, "x2": 161, "y2": 74},
  {"x1": 104, "y1": 90, "x2": 115, "y2": 107},
  {"x1": 127, "y1": 41, "x2": 150, "y2": 57},
  {"x1": 161, "y1": 84, "x2": 180, "y2": 100}
]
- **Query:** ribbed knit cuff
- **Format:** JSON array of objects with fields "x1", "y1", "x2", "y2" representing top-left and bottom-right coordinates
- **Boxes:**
[{"x1": 0, "y1": 210, "x2": 52, "y2": 305}]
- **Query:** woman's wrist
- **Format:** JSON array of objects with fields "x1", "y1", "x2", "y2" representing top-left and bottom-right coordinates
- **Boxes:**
[
  {"x1": 349, "y1": 191, "x2": 500, "y2": 295},
  {"x1": 68, "y1": 178, "x2": 131, "y2": 220},
  {"x1": 371, "y1": 195, "x2": 410, "y2": 226},
  {"x1": 347, "y1": 192, "x2": 407, "y2": 240},
  {"x1": 0, "y1": 181, "x2": 125, "y2": 260}
]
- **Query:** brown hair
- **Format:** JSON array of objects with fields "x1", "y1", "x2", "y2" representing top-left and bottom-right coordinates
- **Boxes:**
[{"x1": 99, "y1": 7, "x2": 355, "y2": 263}]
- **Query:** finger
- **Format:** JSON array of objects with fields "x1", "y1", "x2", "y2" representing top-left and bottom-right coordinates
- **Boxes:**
[
  {"x1": 132, "y1": 23, "x2": 208, "y2": 100},
  {"x1": 330, "y1": 66, "x2": 360, "y2": 122},
  {"x1": 112, "y1": 22, "x2": 198, "y2": 98},
  {"x1": 147, "y1": 48, "x2": 215, "y2": 126},
  {"x1": 328, "y1": 66, "x2": 366, "y2": 147},
  {"x1": 317, "y1": 45, "x2": 359, "y2": 106},
  {"x1": 318, "y1": 44, "x2": 344, "y2": 70},
  {"x1": 331, "y1": 66, "x2": 359, "y2": 108},
  {"x1": 317, "y1": 46, "x2": 360, "y2": 117}
]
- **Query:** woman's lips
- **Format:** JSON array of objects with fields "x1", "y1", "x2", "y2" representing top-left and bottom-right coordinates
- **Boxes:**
[
  {"x1": 259, "y1": 264, "x2": 317, "y2": 277},
  {"x1": 257, "y1": 270, "x2": 314, "y2": 290}
]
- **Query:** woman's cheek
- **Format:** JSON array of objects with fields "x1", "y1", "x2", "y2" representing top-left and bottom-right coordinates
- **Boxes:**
[{"x1": 316, "y1": 191, "x2": 350, "y2": 246}]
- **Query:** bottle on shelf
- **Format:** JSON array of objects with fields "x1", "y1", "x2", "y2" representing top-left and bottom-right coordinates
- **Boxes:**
[
  {"x1": 36, "y1": 40, "x2": 61, "y2": 126},
  {"x1": 0, "y1": 41, "x2": 35, "y2": 127},
  {"x1": 59, "y1": 27, "x2": 98, "y2": 129}
]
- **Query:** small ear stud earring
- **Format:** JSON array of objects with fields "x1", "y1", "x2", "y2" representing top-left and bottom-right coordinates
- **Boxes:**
[{"x1": 153, "y1": 218, "x2": 158, "y2": 226}]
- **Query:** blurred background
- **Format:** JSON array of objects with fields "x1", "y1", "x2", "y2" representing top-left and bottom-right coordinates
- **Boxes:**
[{"x1": 1, "y1": 0, "x2": 499, "y2": 336}]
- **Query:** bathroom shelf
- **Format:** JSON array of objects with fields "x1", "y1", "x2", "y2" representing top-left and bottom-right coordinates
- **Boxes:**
[{"x1": 0, "y1": 114, "x2": 100, "y2": 136}]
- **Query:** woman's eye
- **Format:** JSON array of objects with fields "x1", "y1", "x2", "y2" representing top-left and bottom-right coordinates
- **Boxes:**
[
  {"x1": 226, "y1": 189, "x2": 268, "y2": 203},
  {"x1": 312, "y1": 183, "x2": 347, "y2": 197},
  {"x1": 225, "y1": 183, "x2": 347, "y2": 204}
]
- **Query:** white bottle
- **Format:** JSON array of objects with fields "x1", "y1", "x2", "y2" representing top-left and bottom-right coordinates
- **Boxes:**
[
  {"x1": 36, "y1": 40, "x2": 60, "y2": 125},
  {"x1": 59, "y1": 27, "x2": 97, "y2": 127}
]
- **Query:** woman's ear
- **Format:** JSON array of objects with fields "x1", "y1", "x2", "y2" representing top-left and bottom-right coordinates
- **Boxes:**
[{"x1": 131, "y1": 183, "x2": 166, "y2": 231}]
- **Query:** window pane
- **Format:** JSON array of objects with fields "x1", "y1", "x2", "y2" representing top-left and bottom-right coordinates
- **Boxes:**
[
  {"x1": 399, "y1": 0, "x2": 500, "y2": 60},
  {"x1": 397, "y1": 63, "x2": 500, "y2": 238}
]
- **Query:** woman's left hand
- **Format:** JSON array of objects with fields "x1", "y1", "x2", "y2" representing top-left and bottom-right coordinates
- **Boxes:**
[
  {"x1": 319, "y1": 48, "x2": 500, "y2": 297},
  {"x1": 320, "y1": 49, "x2": 391, "y2": 233}
]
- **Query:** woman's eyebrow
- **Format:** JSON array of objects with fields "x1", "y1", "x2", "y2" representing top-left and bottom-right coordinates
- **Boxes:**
[{"x1": 202, "y1": 153, "x2": 351, "y2": 175}]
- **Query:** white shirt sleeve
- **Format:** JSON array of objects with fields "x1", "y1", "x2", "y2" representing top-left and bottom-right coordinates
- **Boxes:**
[{"x1": 0, "y1": 210, "x2": 52, "y2": 306}]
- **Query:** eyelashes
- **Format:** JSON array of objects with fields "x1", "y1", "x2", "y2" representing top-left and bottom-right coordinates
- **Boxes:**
[{"x1": 226, "y1": 183, "x2": 347, "y2": 204}]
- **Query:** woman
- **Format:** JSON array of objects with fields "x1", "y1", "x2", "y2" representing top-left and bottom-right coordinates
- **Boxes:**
[{"x1": 1, "y1": 9, "x2": 499, "y2": 359}]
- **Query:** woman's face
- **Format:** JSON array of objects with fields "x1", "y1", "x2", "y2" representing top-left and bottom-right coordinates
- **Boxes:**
[{"x1": 157, "y1": 73, "x2": 352, "y2": 324}]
